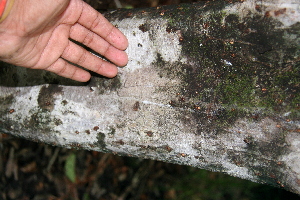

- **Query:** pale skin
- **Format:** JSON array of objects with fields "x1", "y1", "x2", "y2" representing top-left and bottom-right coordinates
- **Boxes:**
[{"x1": 0, "y1": 0, "x2": 128, "y2": 82}]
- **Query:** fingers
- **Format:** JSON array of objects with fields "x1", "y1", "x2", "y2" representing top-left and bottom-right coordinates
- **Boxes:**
[
  {"x1": 46, "y1": 58, "x2": 91, "y2": 82},
  {"x1": 60, "y1": 40, "x2": 119, "y2": 78},
  {"x1": 35, "y1": 0, "x2": 129, "y2": 82},
  {"x1": 70, "y1": 23, "x2": 128, "y2": 67},
  {"x1": 77, "y1": 1, "x2": 128, "y2": 51}
]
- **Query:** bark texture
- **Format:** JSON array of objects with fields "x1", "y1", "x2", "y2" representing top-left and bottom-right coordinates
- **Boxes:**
[{"x1": 0, "y1": 0, "x2": 300, "y2": 194}]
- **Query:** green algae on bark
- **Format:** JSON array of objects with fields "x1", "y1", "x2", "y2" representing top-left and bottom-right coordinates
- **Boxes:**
[{"x1": 166, "y1": 2, "x2": 299, "y2": 116}]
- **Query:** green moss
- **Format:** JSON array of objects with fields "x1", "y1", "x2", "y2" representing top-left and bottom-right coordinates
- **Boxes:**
[
  {"x1": 0, "y1": 95, "x2": 15, "y2": 132},
  {"x1": 25, "y1": 109, "x2": 54, "y2": 134},
  {"x1": 180, "y1": 11, "x2": 299, "y2": 115},
  {"x1": 149, "y1": 1, "x2": 300, "y2": 137},
  {"x1": 0, "y1": 94, "x2": 14, "y2": 113},
  {"x1": 218, "y1": 75, "x2": 254, "y2": 106},
  {"x1": 102, "y1": 1, "x2": 299, "y2": 118},
  {"x1": 95, "y1": 132, "x2": 109, "y2": 152},
  {"x1": 108, "y1": 126, "x2": 116, "y2": 135}
]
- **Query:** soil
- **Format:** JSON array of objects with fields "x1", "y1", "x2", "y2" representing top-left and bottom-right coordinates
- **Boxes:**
[{"x1": 1, "y1": 1, "x2": 299, "y2": 200}]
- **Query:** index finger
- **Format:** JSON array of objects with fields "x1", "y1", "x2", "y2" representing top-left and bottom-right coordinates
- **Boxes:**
[{"x1": 77, "y1": 2, "x2": 128, "y2": 51}]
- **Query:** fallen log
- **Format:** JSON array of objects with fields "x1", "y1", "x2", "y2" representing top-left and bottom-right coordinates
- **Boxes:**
[{"x1": 0, "y1": 0, "x2": 299, "y2": 194}]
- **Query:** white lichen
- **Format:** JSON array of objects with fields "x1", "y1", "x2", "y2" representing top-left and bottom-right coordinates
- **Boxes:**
[{"x1": 224, "y1": 0, "x2": 300, "y2": 27}]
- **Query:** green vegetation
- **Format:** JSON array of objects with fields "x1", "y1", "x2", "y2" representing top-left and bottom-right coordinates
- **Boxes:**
[{"x1": 65, "y1": 153, "x2": 76, "y2": 183}]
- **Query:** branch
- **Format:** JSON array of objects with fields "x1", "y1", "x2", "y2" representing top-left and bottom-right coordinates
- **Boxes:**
[{"x1": 1, "y1": 0, "x2": 300, "y2": 194}]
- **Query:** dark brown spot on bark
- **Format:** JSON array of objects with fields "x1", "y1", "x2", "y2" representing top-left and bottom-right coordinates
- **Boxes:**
[
  {"x1": 139, "y1": 24, "x2": 148, "y2": 32},
  {"x1": 133, "y1": 101, "x2": 140, "y2": 111},
  {"x1": 177, "y1": 153, "x2": 187, "y2": 157},
  {"x1": 255, "y1": 5, "x2": 262, "y2": 12},
  {"x1": 203, "y1": 22, "x2": 209, "y2": 29},
  {"x1": 115, "y1": 140, "x2": 124, "y2": 145},
  {"x1": 8, "y1": 109, "x2": 15, "y2": 114},
  {"x1": 145, "y1": 131, "x2": 153, "y2": 137},
  {"x1": 274, "y1": 8, "x2": 286, "y2": 16},
  {"x1": 61, "y1": 100, "x2": 68, "y2": 105},
  {"x1": 163, "y1": 145, "x2": 173, "y2": 152},
  {"x1": 265, "y1": 11, "x2": 271, "y2": 17}
]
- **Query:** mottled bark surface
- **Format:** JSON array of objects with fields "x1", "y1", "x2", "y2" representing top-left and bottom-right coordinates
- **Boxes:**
[{"x1": 0, "y1": 0, "x2": 299, "y2": 194}]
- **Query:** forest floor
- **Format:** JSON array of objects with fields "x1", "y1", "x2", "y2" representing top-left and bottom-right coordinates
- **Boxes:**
[{"x1": 1, "y1": 0, "x2": 300, "y2": 200}]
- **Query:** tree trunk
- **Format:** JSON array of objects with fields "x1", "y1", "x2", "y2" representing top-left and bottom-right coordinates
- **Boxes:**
[{"x1": 0, "y1": 0, "x2": 299, "y2": 194}]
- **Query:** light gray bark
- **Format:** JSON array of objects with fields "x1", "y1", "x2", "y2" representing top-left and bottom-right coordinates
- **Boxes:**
[{"x1": 1, "y1": 0, "x2": 300, "y2": 194}]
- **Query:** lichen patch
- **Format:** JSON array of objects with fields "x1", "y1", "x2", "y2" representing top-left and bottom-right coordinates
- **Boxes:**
[{"x1": 113, "y1": 18, "x2": 184, "y2": 72}]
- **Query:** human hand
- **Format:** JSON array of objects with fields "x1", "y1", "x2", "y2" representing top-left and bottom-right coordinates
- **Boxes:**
[{"x1": 0, "y1": 0, "x2": 128, "y2": 82}]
